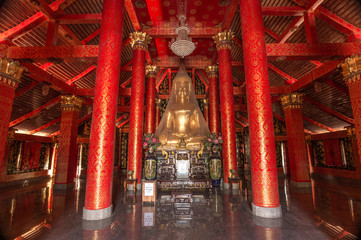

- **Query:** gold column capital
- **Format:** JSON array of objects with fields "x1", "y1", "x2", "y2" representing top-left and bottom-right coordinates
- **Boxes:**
[
  {"x1": 279, "y1": 92, "x2": 304, "y2": 109},
  {"x1": 0, "y1": 58, "x2": 26, "y2": 89},
  {"x1": 339, "y1": 55, "x2": 361, "y2": 85},
  {"x1": 61, "y1": 95, "x2": 83, "y2": 111},
  {"x1": 130, "y1": 31, "x2": 152, "y2": 51},
  {"x1": 345, "y1": 125, "x2": 356, "y2": 137},
  {"x1": 212, "y1": 31, "x2": 234, "y2": 50},
  {"x1": 145, "y1": 65, "x2": 160, "y2": 78},
  {"x1": 7, "y1": 128, "x2": 16, "y2": 142},
  {"x1": 205, "y1": 65, "x2": 218, "y2": 78}
]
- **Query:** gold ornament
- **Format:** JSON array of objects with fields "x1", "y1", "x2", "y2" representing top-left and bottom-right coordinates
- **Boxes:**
[
  {"x1": 205, "y1": 65, "x2": 218, "y2": 78},
  {"x1": 212, "y1": 31, "x2": 234, "y2": 50},
  {"x1": 61, "y1": 95, "x2": 83, "y2": 111},
  {"x1": 130, "y1": 31, "x2": 152, "y2": 51},
  {"x1": 279, "y1": 92, "x2": 304, "y2": 109},
  {"x1": 339, "y1": 55, "x2": 361, "y2": 85},
  {"x1": 0, "y1": 58, "x2": 26, "y2": 89},
  {"x1": 145, "y1": 65, "x2": 160, "y2": 78}
]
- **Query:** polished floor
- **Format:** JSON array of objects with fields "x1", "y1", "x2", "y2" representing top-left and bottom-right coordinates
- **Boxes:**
[{"x1": 0, "y1": 172, "x2": 360, "y2": 240}]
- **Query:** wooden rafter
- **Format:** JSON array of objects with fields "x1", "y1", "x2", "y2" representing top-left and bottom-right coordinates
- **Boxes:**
[
  {"x1": 9, "y1": 96, "x2": 61, "y2": 128},
  {"x1": 303, "y1": 116, "x2": 335, "y2": 132},
  {"x1": 303, "y1": 95, "x2": 354, "y2": 124},
  {"x1": 29, "y1": 117, "x2": 61, "y2": 135}
]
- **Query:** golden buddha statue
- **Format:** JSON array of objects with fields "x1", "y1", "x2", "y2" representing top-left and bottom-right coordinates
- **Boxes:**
[{"x1": 154, "y1": 64, "x2": 210, "y2": 150}]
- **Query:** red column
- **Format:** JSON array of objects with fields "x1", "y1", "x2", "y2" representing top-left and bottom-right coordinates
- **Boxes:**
[
  {"x1": 213, "y1": 32, "x2": 238, "y2": 186},
  {"x1": 127, "y1": 32, "x2": 151, "y2": 184},
  {"x1": 55, "y1": 95, "x2": 82, "y2": 187},
  {"x1": 0, "y1": 59, "x2": 25, "y2": 182},
  {"x1": 83, "y1": 0, "x2": 124, "y2": 221},
  {"x1": 203, "y1": 99, "x2": 209, "y2": 127},
  {"x1": 240, "y1": 0, "x2": 281, "y2": 217},
  {"x1": 340, "y1": 57, "x2": 361, "y2": 170},
  {"x1": 280, "y1": 93, "x2": 310, "y2": 187},
  {"x1": 144, "y1": 65, "x2": 159, "y2": 134},
  {"x1": 155, "y1": 98, "x2": 162, "y2": 130},
  {"x1": 205, "y1": 65, "x2": 220, "y2": 134}
]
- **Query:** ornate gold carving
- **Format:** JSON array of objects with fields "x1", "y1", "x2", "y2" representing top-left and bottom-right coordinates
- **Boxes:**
[
  {"x1": 339, "y1": 55, "x2": 361, "y2": 85},
  {"x1": 61, "y1": 95, "x2": 83, "y2": 111},
  {"x1": 130, "y1": 31, "x2": 152, "y2": 51},
  {"x1": 205, "y1": 65, "x2": 218, "y2": 78},
  {"x1": 345, "y1": 126, "x2": 356, "y2": 137},
  {"x1": 0, "y1": 58, "x2": 26, "y2": 89},
  {"x1": 212, "y1": 31, "x2": 234, "y2": 50},
  {"x1": 202, "y1": 98, "x2": 209, "y2": 106},
  {"x1": 155, "y1": 98, "x2": 162, "y2": 107},
  {"x1": 279, "y1": 92, "x2": 304, "y2": 109},
  {"x1": 7, "y1": 128, "x2": 16, "y2": 141},
  {"x1": 145, "y1": 65, "x2": 160, "y2": 78}
]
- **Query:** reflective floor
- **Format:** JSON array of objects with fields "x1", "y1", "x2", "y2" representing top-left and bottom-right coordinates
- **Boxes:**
[{"x1": 0, "y1": 172, "x2": 361, "y2": 240}]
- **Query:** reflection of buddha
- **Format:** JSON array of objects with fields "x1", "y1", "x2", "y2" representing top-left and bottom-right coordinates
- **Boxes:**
[{"x1": 154, "y1": 64, "x2": 210, "y2": 149}]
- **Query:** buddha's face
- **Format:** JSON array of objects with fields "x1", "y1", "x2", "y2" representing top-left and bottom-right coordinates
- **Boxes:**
[{"x1": 175, "y1": 81, "x2": 190, "y2": 103}]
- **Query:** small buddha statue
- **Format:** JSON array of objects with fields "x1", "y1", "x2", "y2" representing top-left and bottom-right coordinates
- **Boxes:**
[{"x1": 154, "y1": 64, "x2": 210, "y2": 150}]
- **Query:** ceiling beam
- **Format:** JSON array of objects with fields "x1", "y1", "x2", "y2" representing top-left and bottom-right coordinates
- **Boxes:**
[
  {"x1": 289, "y1": 60, "x2": 341, "y2": 92},
  {"x1": 303, "y1": 116, "x2": 335, "y2": 132},
  {"x1": 57, "y1": 14, "x2": 102, "y2": 24},
  {"x1": 262, "y1": 6, "x2": 305, "y2": 16},
  {"x1": 66, "y1": 65, "x2": 96, "y2": 85},
  {"x1": 222, "y1": 0, "x2": 239, "y2": 30},
  {"x1": 0, "y1": 0, "x2": 67, "y2": 42},
  {"x1": 324, "y1": 79, "x2": 348, "y2": 95},
  {"x1": 235, "y1": 119, "x2": 247, "y2": 128},
  {"x1": 81, "y1": 28, "x2": 101, "y2": 45},
  {"x1": 9, "y1": 96, "x2": 61, "y2": 128},
  {"x1": 29, "y1": 117, "x2": 61, "y2": 135},
  {"x1": 117, "y1": 119, "x2": 130, "y2": 128},
  {"x1": 15, "y1": 82, "x2": 39, "y2": 98},
  {"x1": 303, "y1": 95, "x2": 354, "y2": 124},
  {"x1": 143, "y1": 27, "x2": 221, "y2": 38},
  {"x1": 22, "y1": 63, "x2": 76, "y2": 94},
  {"x1": 304, "y1": 10, "x2": 318, "y2": 43},
  {"x1": 315, "y1": 6, "x2": 361, "y2": 36},
  {"x1": 268, "y1": 63, "x2": 297, "y2": 84},
  {"x1": 7, "y1": 42, "x2": 360, "y2": 62},
  {"x1": 278, "y1": 16, "x2": 305, "y2": 43}
]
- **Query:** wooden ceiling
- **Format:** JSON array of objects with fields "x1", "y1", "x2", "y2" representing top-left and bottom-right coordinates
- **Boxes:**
[{"x1": 0, "y1": 0, "x2": 360, "y2": 136}]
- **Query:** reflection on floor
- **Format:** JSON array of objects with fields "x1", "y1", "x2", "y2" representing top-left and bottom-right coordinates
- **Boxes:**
[{"x1": 0, "y1": 172, "x2": 360, "y2": 240}]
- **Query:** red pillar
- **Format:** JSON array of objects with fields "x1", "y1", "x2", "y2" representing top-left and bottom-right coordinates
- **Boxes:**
[
  {"x1": 340, "y1": 57, "x2": 361, "y2": 170},
  {"x1": 240, "y1": 0, "x2": 281, "y2": 217},
  {"x1": 155, "y1": 98, "x2": 162, "y2": 130},
  {"x1": 280, "y1": 93, "x2": 310, "y2": 187},
  {"x1": 213, "y1": 32, "x2": 238, "y2": 186},
  {"x1": 55, "y1": 95, "x2": 82, "y2": 187},
  {"x1": 0, "y1": 58, "x2": 25, "y2": 182},
  {"x1": 83, "y1": 0, "x2": 124, "y2": 220},
  {"x1": 127, "y1": 32, "x2": 151, "y2": 184},
  {"x1": 144, "y1": 65, "x2": 159, "y2": 134},
  {"x1": 203, "y1": 99, "x2": 209, "y2": 127},
  {"x1": 205, "y1": 65, "x2": 220, "y2": 134}
]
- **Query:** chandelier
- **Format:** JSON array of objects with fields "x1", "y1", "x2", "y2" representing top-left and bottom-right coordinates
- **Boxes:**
[{"x1": 169, "y1": 14, "x2": 196, "y2": 58}]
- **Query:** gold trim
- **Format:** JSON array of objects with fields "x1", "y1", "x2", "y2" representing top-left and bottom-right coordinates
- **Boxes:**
[
  {"x1": 61, "y1": 95, "x2": 83, "y2": 111},
  {"x1": 202, "y1": 98, "x2": 209, "y2": 106},
  {"x1": 145, "y1": 65, "x2": 160, "y2": 78},
  {"x1": 279, "y1": 92, "x2": 304, "y2": 109},
  {"x1": 205, "y1": 65, "x2": 218, "y2": 78},
  {"x1": 130, "y1": 31, "x2": 152, "y2": 51},
  {"x1": 212, "y1": 31, "x2": 234, "y2": 51},
  {"x1": 345, "y1": 126, "x2": 356, "y2": 137},
  {"x1": 0, "y1": 58, "x2": 27, "y2": 89},
  {"x1": 339, "y1": 55, "x2": 361, "y2": 85}
]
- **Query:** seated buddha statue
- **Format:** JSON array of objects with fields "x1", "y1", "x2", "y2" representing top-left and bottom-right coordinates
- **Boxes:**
[{"x1": 154, "y1": 64, "x2": 210, "y2": 150}]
